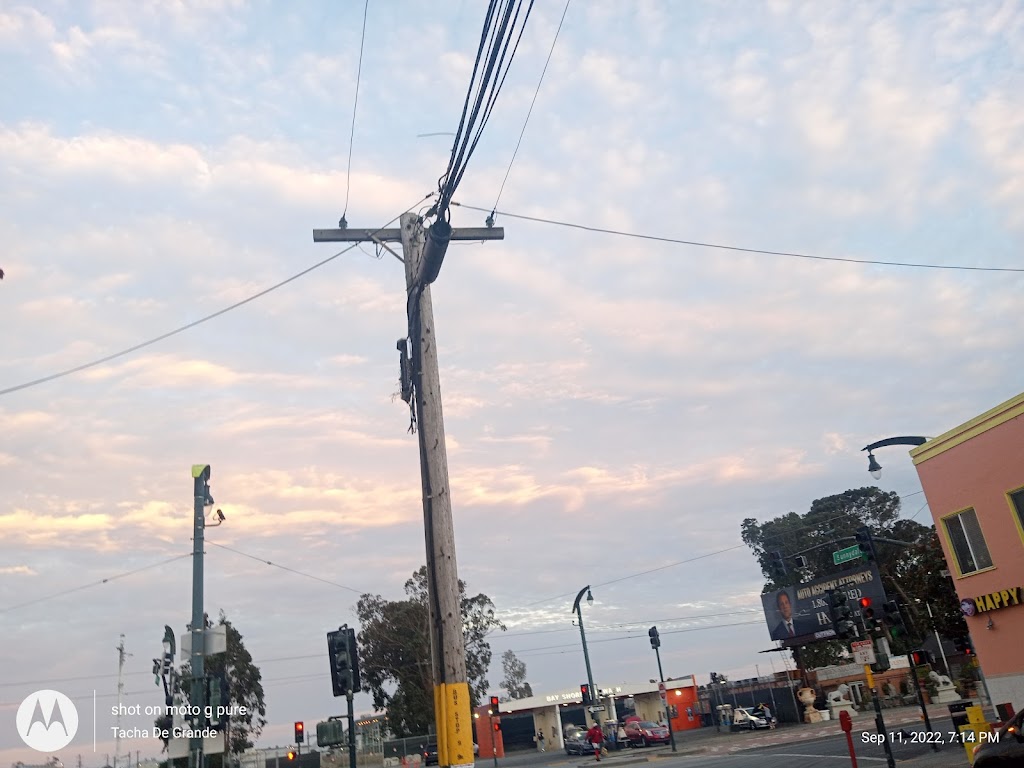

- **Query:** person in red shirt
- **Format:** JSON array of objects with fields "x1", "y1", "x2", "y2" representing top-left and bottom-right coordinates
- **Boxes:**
[{"x1": 585, "y1": 723, "x2": 604, "y2": 762}]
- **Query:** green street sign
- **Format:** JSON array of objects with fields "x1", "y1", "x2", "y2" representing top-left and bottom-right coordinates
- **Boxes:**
[{"x1": 833, "y1": 545, "x2": 864, "y2": 565}]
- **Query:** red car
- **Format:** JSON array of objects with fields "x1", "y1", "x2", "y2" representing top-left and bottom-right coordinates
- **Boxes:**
[{"x1": 623, "y1": 718, "x2": 670, "y2": 747}]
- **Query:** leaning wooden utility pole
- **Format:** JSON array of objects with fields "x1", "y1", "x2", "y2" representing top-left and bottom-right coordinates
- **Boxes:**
[{"x1": 313, "y1": 212, "x2": 504, "y2": 768}]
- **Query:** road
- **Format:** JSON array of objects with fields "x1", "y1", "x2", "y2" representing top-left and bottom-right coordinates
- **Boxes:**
[{"x1": 490, "y1": 716, "x2": 972, "y2": 768}]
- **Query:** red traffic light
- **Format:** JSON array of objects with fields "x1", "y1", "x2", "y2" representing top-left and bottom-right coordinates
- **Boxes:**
[
  {"x1": 859, "y1": 597, "x2": 872, "y2": 609},
  {"x1": 294, "y1": 721, "x2": 305, "y2": 743},
  {"x1": 493, "y1": 721, "x2": 501, "y2": 732},
  {"x1": 580, "y1": 683, "x2": 592, "y2": 705},
  {"x1": 287, "y1": 752, "x2": 296, "y2": 761},
  {"x1": 910, "y1": 649, "x2": 933, "y2": 666},
  {"x1": 489, "y1": 695, "x2": 499, "y2": 711}
]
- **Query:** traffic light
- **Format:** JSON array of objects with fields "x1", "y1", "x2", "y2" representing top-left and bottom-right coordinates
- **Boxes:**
[
  {"x1": 493, "y1": 720, "x2": 501, "y2": 732},
  {"x1": 882, "y1": 600, "x2": 906, "y2": 639},
  {"x1": 860, "y1": 597, "x2": 881, "y2": 633},
  {"x1": 294, "y1": 722, "x2": 305, "y2": 744},
  {"x1": 954, "y1": 637, "x2": 974, "y2": 656},
  {"x1": 855, "y1": 526, "x2": 875, "y2": 561},
  {"x1": 287, "y1": 752, "x2": 296, "y2": 761},
  {"x1": 871, "y1": 653, "x2": 891, "y2": 673},
  {"x1": 793, "y1": 555, "x2": 809, "y2": 569},
  {"x1": 827, "y1": 590, "x2": 859, "y2": 640},
  {"x1": 206, "y1": 673, "x2": 230, "y2": 729},
  {"x1": 909, "y1": 649, "x2": 933, "y2": 666},
  {"x1": 769, "y1": 550, "x2": 787, "y2": 575},
  {"x1": 649, "y1": 626, "x2": 661, "y2": 649},
  {"x1": 328, "y1": 625, "x2": 361, "y2": 697},
  {"x1": 489, "y1": 695, "x2": 499, "y2": 713},
  {"x1": 580, "y1": 683, "x2": 592, "y2": 705}
]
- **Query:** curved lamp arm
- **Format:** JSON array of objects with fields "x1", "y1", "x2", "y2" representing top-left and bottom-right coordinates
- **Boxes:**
[
  {"x1": 861, "y1": 436, "x2": 929, "y2": 479},
  {"x1": 572, "y1": 585, "x2": 592, "y2": 615}
]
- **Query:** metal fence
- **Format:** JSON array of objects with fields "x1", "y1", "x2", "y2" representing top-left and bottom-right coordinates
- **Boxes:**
[{"x1": 380, "y1": 736, "x2": 431, "y2": 765}]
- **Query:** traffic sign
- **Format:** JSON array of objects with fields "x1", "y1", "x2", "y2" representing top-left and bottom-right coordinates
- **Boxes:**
[
  {"x1": 833, "y1": 545, "x2": 864, "y2": 565},
  {"x1": 851, "y1": 639, "x2": 876, "y2": 665},
  {"x1": 658, "y1": 682, "x2": 666, "y2": 703}
]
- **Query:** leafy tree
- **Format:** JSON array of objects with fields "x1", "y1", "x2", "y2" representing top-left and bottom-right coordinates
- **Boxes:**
[
  {"x1": 357, "y1": 567, "x2": 506, "y2": 738},
  {"x1": 741, "y1": 487, "x2": 961, "y2": 665},
  {"x1": 741, "y1": 487, "x2": 903, "y2": 590},
  {"x1": 892, "y1": 527, "x2": 968, "y2": 645},
  {"x1": 169, "y1": 612, "x2": 268, "y2": 763},
  {"x1": 499, "y1": 650, "x2": 533, "y2": 699}
]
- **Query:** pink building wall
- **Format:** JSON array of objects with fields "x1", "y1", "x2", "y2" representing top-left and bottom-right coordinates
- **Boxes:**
[{"x1": 911, "y1": 392, "x2": 1024, "y2": 710}]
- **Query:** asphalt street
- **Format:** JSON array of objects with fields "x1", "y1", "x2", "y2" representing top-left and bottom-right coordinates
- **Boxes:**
[{"x1": 492, "y1": 711, "x2": 978, "y2": 768}]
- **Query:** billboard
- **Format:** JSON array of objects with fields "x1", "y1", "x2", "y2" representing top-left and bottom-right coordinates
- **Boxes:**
[{"x1": 760, "y1": 562, "x2": 887, "y2": 647}]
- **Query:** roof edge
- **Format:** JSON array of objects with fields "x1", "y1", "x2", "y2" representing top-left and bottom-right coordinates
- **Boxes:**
[{"x1": 911, "y1": 390, "x2": 1024, "y2": 465}]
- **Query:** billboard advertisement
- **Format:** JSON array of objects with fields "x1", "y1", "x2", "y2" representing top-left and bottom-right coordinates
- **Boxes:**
[{"x1": 760, "y1": 562, "x2": 887, "y2": 647}]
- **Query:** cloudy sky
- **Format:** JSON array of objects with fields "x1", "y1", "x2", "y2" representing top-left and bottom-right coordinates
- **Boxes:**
[{"x1": 2, "y1": 0, "x2": 1023, "y2": 762}]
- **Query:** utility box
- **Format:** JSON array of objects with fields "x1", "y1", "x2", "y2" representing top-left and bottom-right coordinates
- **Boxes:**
[{"x1": 948, "y1": 700, "x2": 971, "y2": 732}]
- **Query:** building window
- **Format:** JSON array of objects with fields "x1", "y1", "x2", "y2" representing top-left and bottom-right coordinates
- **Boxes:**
[
  {"x1": 1010, "y1": 488, "x2": 1024, "y2": 536},
  {"x1": 943, "y1": 508, "x2": 993, "y2": 576}
]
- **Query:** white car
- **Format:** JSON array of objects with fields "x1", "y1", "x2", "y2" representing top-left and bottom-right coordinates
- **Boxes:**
[{"x1": 732, "y1": 707, "x2": 769, "y2": 731}]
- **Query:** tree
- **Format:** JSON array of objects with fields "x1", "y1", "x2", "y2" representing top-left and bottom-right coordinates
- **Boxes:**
[
  {"x1": 892, "y1": 526, "x2": 968, "y2": 646},
  {"x1": 499, "y1": 650, "x2": 533, "y2": 699},
  {"x1": 172, "y1": 612, "x2": 268, "y2": 761},
  {"x1": 741, "y1": 487, "x2": 949, "y2": 666},
  {"x1": 356, "y1": 567, "x2": 506, "y2": 738}
]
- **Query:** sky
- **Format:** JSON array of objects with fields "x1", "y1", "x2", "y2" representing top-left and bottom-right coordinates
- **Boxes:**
[{"x1": 2, "y1": 0, "x2": 1024, "y2": 763}]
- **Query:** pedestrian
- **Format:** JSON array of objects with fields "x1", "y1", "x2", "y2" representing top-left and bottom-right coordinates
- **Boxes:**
[
  {"x1": 537, "y1": 729, "x2": 545, "y2": 752},
  {"x1": 761, "y1": 703, "x2": 774, "y2": 729},
  {"x1": 586, "y1": 722, "x2": 604, "y2": 762}
]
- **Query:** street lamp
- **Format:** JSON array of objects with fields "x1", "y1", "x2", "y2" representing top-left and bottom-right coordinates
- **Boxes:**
[
  {"x1": 860, "y1": 436, "x2": 928, "y2": 479},
  {"x1": 572, "y1": 586, "x2": 598, "y2": 725}
]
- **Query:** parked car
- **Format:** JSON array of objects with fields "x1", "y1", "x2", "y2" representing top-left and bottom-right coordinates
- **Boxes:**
[
  {"x1": 623, "y1": 718, "x2": 671, "y2": 747},
  {"x1": 563, "y1": 729, "x2": 592, "y2": 755},
  {"x1": 732, "y1": 707, "x2": 770, "y2": 731},
  {"x1": 422, "y1": 743, "x2": 438, "y2": 765},
  {"x1": 423, "y1": 741, "x2": 478, "y2": 762},
  {"x1": 972, "y1": 707, "x2": 1024, "y2": 767}
]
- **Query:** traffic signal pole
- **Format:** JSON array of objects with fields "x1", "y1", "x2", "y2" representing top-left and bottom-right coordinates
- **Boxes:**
[
  {"x1": 864, "y1": 665, "x2": 895, "y2": 768},
  {"x1": 314, "y1": 214, "x2": 503, "y2": 768},
  {"x1": 648, "y1": 628, "x2": 676, "y2": 752},
  {"x1": 906, "y1": 652, "x2": 938, "y2": 750}
]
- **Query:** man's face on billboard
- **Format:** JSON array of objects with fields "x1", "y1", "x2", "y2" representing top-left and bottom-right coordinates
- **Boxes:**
[{"x1": 777, "y1": 591, "x2": 793, "y2": 620}]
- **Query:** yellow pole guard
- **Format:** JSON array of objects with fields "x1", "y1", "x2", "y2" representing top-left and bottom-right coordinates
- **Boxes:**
[
  {"x1": 434, "y1": 685, "x2": 447, "y2": 767},
  {"x1": 864, "y1": 664, "x2": 875, "y2": 691},
  {"x1": 434, "y1": 682, "x2": 474, "y2": 768}
]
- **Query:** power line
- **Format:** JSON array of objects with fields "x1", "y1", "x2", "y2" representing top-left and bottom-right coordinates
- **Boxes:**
[
  {"x1": 206, "y1": 541, "x2": 366, "y2": 595},
  {"x1": 756, "y1": 490, "x2": 929, "y2": 551},
  {"x1": 0, "y1": 197, "x2": 432, "y2": 398},
  {"x1": 908, "y1": 499, "x2": 930, "y2": 521},
  {"x1": 513, "y1": 620, "x2": 765, "y2": 656},
  {"x1": 492, "y1": 609, "x2": 761, "y2": 639},
  {"x1": 433, "y1": 0, "x2": 535, "y2": 217},
  {"x1": 340, "y1": 0, "x2": 370, "y2": 223},
  {"x1": 0, "y1": 553, "x2": 192, "y2": 614},
  {"x1": 491, "y1": 0, "x2": 570, "y2": 213},
  {"x1": 453, "y1": 202, "x2": 1024, "y2": 273},
  {"x1": 520, "y1": 543, "x2": 747, "y2": 607}
]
